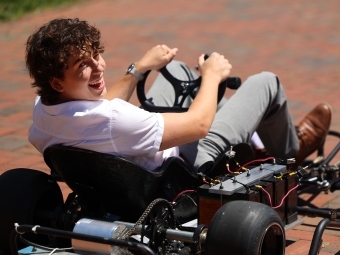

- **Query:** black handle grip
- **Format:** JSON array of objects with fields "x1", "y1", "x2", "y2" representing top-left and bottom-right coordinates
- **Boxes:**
[
  {"x1": 203, "y1": 53, "x2": 241, "y2": 90},
  {"x1": 225, "y1": 77, "x2": 241, "y2": 90}
]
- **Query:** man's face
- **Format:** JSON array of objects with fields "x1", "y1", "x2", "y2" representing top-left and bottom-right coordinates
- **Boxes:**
[{"x1": 50, "y1": 48, "x2": 107, "y2": 103}]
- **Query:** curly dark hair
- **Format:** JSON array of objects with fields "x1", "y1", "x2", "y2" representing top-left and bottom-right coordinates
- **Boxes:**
[{"x1": 25, "y1": 18, "x2": 105, "y2": 105}]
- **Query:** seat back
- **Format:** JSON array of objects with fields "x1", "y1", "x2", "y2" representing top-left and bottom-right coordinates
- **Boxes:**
[{"x1": 43, "y1": 145, "x2": 199, "y2": 221}]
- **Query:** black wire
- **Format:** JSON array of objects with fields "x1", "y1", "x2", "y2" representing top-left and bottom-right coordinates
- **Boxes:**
[
  {"x1": 19, "y1": 235, "x2": 72, "y2": 252},
  {"x1": 10, "y1": 230, "x2": 19, "y2": 255},
  {"x1": 232, "y1": 178, "x2": 249, "y2": 190}
]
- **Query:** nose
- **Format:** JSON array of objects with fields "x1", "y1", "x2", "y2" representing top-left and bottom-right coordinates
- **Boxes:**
[{"x1": 89, "y1": 57, "x2": 105, "y2": 73}]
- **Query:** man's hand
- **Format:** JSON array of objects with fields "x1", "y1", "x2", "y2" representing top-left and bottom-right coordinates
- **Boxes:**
[
  {"x1": 197, "y1": 52, "x2": 232, "y2": 85},
  {"x1": 135, "y1": 45, "x2": 178, "y2": 73}
]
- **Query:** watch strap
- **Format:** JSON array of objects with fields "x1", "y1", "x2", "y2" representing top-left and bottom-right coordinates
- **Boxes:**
[{"x1": 126, "y1": 63, "x2": 144, "y2": 81}]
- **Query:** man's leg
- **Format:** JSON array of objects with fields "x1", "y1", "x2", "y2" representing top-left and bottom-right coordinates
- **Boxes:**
[
  {"x1": 179, "y1": 71, "x2": 299, "y2": 172},
  {"x1": 148, "y1": 63, "x2": 299, "y2": 173}
]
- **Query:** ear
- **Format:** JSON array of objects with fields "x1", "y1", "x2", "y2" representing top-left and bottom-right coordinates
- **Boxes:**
[{"x1": 50, "y1": 77, "x2": 64, "y2": 92}]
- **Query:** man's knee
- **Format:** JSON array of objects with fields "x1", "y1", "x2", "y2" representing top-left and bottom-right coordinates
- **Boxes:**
[
  {"x1": 166, "y1": 60, "x2": 198, "y2": 81},
  {"x1": 250, "y1": 71, "x2": 278, "y2": 83},
  {"x1": 245, "y1": 71, "x2": 280, "y2": 92},
  {"x1": 166, "y1": 60, "x2": 186, "y2": 74}
]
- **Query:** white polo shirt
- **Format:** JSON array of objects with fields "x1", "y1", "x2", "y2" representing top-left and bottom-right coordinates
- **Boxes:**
[{"x1": 29, "y1": 96, "x2": 179, "y2": 171}]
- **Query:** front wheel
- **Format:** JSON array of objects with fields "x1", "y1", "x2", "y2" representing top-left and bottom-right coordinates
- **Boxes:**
[{"x1": 205, "y1": 200, "x2": 285, "y2": 255}]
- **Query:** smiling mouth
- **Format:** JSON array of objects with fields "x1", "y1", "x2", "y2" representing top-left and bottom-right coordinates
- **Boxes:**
[{"x1": 88, "y1": 78, "x2": 105, "y2": 90}]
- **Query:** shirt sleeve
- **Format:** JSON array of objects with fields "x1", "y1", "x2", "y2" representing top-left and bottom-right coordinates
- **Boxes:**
[{"x1": 109, "y1": 99, "x2": 164, "y2": 157}]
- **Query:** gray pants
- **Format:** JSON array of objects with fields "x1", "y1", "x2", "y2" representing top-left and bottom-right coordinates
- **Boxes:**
[{"x1": 147, "y1": 60, "x2": 299, "y2": 172}]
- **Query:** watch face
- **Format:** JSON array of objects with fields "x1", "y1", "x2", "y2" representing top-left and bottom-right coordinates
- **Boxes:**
[
  {"x1": 125, "y1": 63, "x2": 144, "y2": 80},
  {"x1": 127, "y1": 63, "x2": 134, "y2": 73}
]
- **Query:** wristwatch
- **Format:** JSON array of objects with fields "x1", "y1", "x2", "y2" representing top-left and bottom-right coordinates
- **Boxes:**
[{"x1": 126, "y1": 63, "x2": 144, "y2": 81}]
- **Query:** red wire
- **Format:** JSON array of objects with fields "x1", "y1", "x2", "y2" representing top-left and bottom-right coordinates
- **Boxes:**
[
  {"x1": 235, "y1": 156, "x2": 275, "y2": 172},
  {"x1": 226, "y1": 164, "x2": 233, "y2": 174},
  {"x1": 172, "y1": 189, "x2": 195, "y2": 203},
  {"x1": 261, "y1": 184, "x2": 299, "y2": 209},
  {"x1": 261, "y1": 187, "x2": 273, "y2": 207},
  {"x1": 202, "y1": 179, "x2": 210, "y2": 184}
]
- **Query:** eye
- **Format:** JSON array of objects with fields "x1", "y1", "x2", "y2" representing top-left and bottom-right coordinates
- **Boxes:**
[
  {"x1": 93, "y1": 54, "x2": 100, "y2": 61},
  {"x1": 79, "y1": 62, "x2": 87, "y2": 68}
]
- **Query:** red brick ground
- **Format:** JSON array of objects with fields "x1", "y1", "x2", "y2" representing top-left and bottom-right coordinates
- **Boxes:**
[{"x1": 0, "y1": 0, "x2": 339, "y2": 254}]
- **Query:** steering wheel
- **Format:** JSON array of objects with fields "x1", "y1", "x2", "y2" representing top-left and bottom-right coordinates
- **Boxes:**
[{"x1": 136, "y1": 57, "x2": 242, "y2": 113}]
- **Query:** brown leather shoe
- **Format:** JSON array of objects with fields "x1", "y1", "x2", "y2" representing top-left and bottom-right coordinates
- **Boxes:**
[{"x1": 294, "y1": 103, "x2": 332, "y2": 166}]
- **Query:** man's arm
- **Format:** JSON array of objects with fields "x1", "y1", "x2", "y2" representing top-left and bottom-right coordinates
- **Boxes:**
[
  {"x1": 104, "y1": 71, "x2": 142, "y2": 102},
  {"x1": 160, "y1": 53, "x2": 232, "y2": 151},
  {"x1": 105, "y1": 45, "x2": 178, "y2": 101}
]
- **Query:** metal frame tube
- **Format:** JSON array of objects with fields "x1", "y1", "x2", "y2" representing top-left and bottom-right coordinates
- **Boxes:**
[
  {"x1": 308, "y1": 218, "x2": 330, "y2": 255},
  {"x1": 297, "y1": 207, "x2": 340, "y2": 219},
  {"x1": 11, "y1": 225, "x2": 156, "y2": 255},
  {"x1": 115, "y1": 221, "x2": 195, "y2": 243}
]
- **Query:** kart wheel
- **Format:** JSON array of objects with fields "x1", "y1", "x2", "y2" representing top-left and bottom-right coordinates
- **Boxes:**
[
  {"x1": 205, "y1": 200, "x2": 285, "y2": 255},
  {"x1": 0, "y1": 168, "x2": 63, "y2": 253}
]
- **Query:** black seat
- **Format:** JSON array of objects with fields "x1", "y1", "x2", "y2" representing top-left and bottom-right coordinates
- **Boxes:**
[{"x1": 43, "y1": 145, "x2": 201, "y2": 221}]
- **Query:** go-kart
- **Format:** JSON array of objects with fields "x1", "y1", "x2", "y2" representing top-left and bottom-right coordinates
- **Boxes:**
[{"x1": 0, "y1": 60, "x2": 339, "y2": 255}]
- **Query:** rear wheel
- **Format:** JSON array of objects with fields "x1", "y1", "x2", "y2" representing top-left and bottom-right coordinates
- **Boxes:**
[
  {"x1": 0, "y1": 168, "x2": 63, "y2": 253},
  {"x1": 205, "y1": 200, "x2": 285, "y2": 255}
]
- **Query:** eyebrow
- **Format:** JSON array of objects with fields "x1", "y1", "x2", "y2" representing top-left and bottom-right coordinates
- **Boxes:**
[
  {"x1": 73, "y1": 49, "x2": 98, "y2": 66},
  {"x1": 73, "y1": 57, "x2": 83, "y2": 66}
]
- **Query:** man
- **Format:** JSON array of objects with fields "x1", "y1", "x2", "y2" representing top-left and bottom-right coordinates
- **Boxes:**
[{"x1": 26, "y1": 18, "x2": 332, "y2": 173}]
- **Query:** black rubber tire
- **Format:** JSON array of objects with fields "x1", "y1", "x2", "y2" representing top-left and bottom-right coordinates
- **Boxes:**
[
  {"x1": 0, "y1": 168, "x2": 63, "y2": 253},
  {"x1": 205, "y1": 200, "x2": 285, "y2": 255}
]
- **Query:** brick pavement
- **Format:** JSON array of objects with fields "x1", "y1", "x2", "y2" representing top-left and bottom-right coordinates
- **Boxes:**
[{"x1": 0, "y1": 0, "x2": 339, "y2": 254}]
